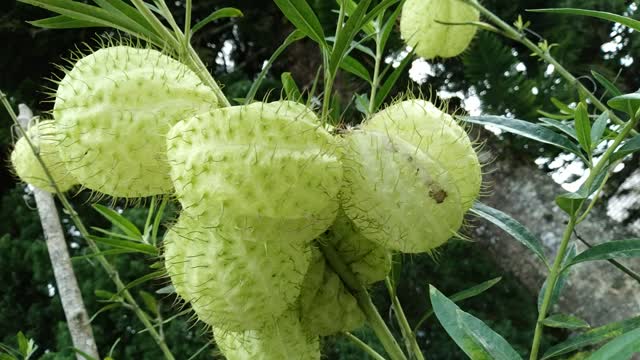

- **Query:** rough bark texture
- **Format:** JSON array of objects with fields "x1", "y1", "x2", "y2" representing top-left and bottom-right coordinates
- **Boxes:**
[
  {"x1": 472, "y1": 133, "x2": 640, "y2": 327},
  {"x1": 18, "y1": 105, "x2": 100, "y2": 360}
]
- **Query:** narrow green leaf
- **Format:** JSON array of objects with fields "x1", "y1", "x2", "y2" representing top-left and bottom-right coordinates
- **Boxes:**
[
  {"x1": 556, "y1": 192, "x2": 586, "y2": 216},
  {"x1": 281, "y1": 72, "x2": 303, "y2": 102},
  {"x1": 591, "y1": 70, "x2": 623, "y2": 98},
  {"x1": 139, "y1": 290, "x2": 159, "y2": 317},
  {"x1": 329, "y1": 0, "x2": 372, "y2": 77},
  {"x1": 379, "y1": 0, "x2": 404, "y2": 50},
  {"x1": 191, "y1": 7, "x2": 243, "y2": 34},
  {"x1": 339, "y1": 0, "x2": 376, "y2": 36},
  {"x1": 119, "y1": 270, "x2": 165, "y2": 295},
  {"x1": 151, "y1": 197, "x2": 167, "y2": 245},
  {"x1": 591, "y1": 112, "x2": 609, "y2": 147},
  {"x1": 88, "y1": 235, "x2": 158, "y2": 255},
  {"x1": 156, "y1": 285, "x2": 176, "y2": 294},
  {"x1": 430, "y1": 285, "x2": 522, "y2": 360},
  {"x1": 93, "y1": 0, "x2": 154, "y2": 32},
  {"x1": 89, "y1": 303, "x2": 122, "y2": 323},
  {"x1": 354, "y1": 93, "x2": 371, "y2": 116},
  {"x1": 90, "y1": 226, "x2": 142, "y2": 242},
  {"x1": 550, "y1": 97, "x2": 575, "y2": 115},
  {"x1": 415, "y1": 277, "x2": 501, "y2": 332},
  {"x1": 72, "y1": 248, "x2": 136, "y2": 261},
  {"x1": 72, "y1": 348, "x2": 99, "y2": 360},
  {"x1": 245, "y1": 30, "x2": 305, "y2": 104},
  {"x1": 538, "y1": 117, "x2": 578, "y2": 140},
  {"x1": 0, "y1": 354, "x2": 17, "y2": 360},
  {"x1": 92, "y1": 204, "x2": 142, "y2": 239},
  {"x1": 608, "y1": 92, "x2": 640, "y2": 116},
  {"x1": 529, "y1": 8, "x2": 640, "y2": 32},
  {"x1": 541, "y1": 314, "x2": 590, "y2": 330},
  {"x1": 341, "y1": 55, "x2": 372, "y2": 83},
  {"x1": 374, "y1": 49, "x2": 414, "y2": 110},
  {"x1": 542, "y1": 315, "x2": 640, "y2": 359},
  {"x1": 361, "y1": 0, "x2": 401, "y2": 30},
  {"x1": 16, "y1": 333, "x2": 27, "y2": 357},
  {"x1": 611, "y1": 135, "x2": 640, "y2": 161},
  {"x1": 574, "y1": 103, "x2": 592, "y2": 152},
  {"x1": 471, "y1": 202, "x2": 548, "y2": 265},
  {"x1": 538, "y1": 110, "x2": 574, "y2": 121},
  {"x1": 94, "y1": 289, "x2": 116, "y2": 300},
  {"x1": 569, "y1": 239, "x2": 640, "y2": 266},
  {"x1": 460, "y1": 116, "x2": 585, "y2": 158},
  {"x1": 586, "y1": 327, "x2": 640, "y2": 360},
  {"x1": 538, "y1": 243, "x2": 576, "y2": 312},
  {"x1": 326, "y1": 36, "x2": 376, "y2": 58},
  {"x1": 273, "y1": 0, "x2": 326, "y2": 47},
  {"x1": 29, "y1": 15, "x2": 102, "y2": 28}
]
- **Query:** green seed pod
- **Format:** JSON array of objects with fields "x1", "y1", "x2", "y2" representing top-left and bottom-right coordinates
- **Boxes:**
[
  {"x1": 299, "y1": 249, "x2": 365, "y2": 336},
  {"x1": 166, "y1": 101, "x2": 342, "y2": 242},
  {"x1": 213, "y1": 310, "x2": 320, "y2": 360},
  {"x1": 11, "y1": 121, "x2": 75, "y2": 192},
  {"x1": 53, "y1": 46, "x2": 218, "y2": 198},
  {"x1": 400, "y1": 0, "x2": 480, "y2": 59},
  {"x1": 163, "y1": 214, "x2": 311, "y2": 331},
  {"x1": 325, "y1": 212, "x2": 392, "y2": 284},
  {"x1": 365, "y1": 100, "x2": 481, "y2": 211},
  {"x1": 340, "y1": 130, "x2": 463, "y2": 253}
]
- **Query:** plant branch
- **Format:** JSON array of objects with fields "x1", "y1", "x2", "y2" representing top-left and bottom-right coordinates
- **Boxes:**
[
  {"x1": 344, "y1": 332, "x2": 387, "y2": 360},
  {"x1": 385, "y1": 278, "x2": 426, "y2": 360}
]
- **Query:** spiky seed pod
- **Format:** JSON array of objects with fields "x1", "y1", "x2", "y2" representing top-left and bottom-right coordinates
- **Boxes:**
[
  {"x1": 213, "y1": 310, "x2": 320, "y2": 360},
  {"x1": 163, "y1": 214, "x2": 311, "y2": 331},
  {"x1": 325, "y1": 212, "x2": 392, "y2": 284},
  {"x1": 365, "y1": 100, "x2": 481, "y2": 211},
  {"x1": 11, "y1": 120, "x2": 76, "y2": 192},
  {"x1": 166, "y1": 101, "x2": 343, "y2": 242},
  {"x1": 340, "y1": 130, "x2": 463, "y2": 253},
  {"x1": 400, "y1": 0, "x2": 480, "y2": 59},
  {"x1": 299, "y1": 249, "x2": 365, "y2": 336},
  {"x1": 53, "y1": 46, "x2": 218, "y2": 198}
]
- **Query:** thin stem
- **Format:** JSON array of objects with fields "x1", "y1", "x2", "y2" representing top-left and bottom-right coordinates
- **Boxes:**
[
  {"x1": 184, "y1": 0, "x2": 192, "y2": 48},
  {"x1": 129, "y1": 0, "x2": 181, "y2": 51},
  {"x1": 464, "y1": 0, "x2": 637, "y2": 137},
  {"x1": 320, "y1": 242, "x2": 408, "y2": 360},
  {"x1": 369, "y1": 14, "x2": 384, "y2": 115},
  {"x1": 321, "y1": 4, "x2": 345, "y2": 124},
  {"x1": 185, "y1": 44, "x2": 231, "y2": 107},
  {"x1": 574, "y1": 231, "x2": 640, "y2": 283},
  {"x1": 385, "y1": 278, "x2": 426, "y2": 360},
  {"x1": 344, "y1": 332, "x2": 387, "y2": 360}
]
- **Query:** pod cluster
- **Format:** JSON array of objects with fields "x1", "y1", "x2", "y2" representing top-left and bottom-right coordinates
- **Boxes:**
[{"x1": 9, "y1": 46, "x2": 482, "y2": 359}]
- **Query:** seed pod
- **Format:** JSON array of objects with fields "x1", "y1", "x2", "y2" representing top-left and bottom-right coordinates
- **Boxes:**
[
  {"x1": 340, "y1": 130, "x2": 463, "y2": 253},
  {"x1": 365, "y1": 100, "x2": 481, "y2": 211},
  {"x1": 53, "y1": 46, "x2": 218, "y2": 198},
  {"x1": 299, "y1": 249, "x2": 365, "y2": 336},
  {"x1": 163, "y1": 214, "x2": 311, "y2": 331},
  {"x1": 213, "y1": 310, "x2": 320, "y2": 360},
  {"x1": 166, "y1": 101, "x2": 342, "y2": 242},
  {"x1": 11, "y1": 120, "x2": 75, "y2": 192},
  {"x1": 400, "y1": 0, "x2": 480, "y2": 59}
]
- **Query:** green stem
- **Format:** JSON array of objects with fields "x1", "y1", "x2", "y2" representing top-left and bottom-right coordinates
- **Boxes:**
[
  {"x1": 386, "y1": 278, "x2": 426, "y2": 360},
  {"x1": 321, "y1": 5, "x2": 346, "y2": 124},
  {"x1": 184, "y1": 0, "x2": 192, "y2": 48},
  {"x1": 465, "y1": 0, "x2": 637, "y2": 137},
  {"x1": 344, "y1": 332, "x2": 387, "y2": 360},
  {"x1": 1, "y1": 94, "x2": 175, "y2": 360},
  {"x1": 129, "y1": 0, "x2": 181, "y2": 51},
  {"x1": 369, "y1": 14, "x2": 384, "y2": 115},
  {"x1": 320, "y1": 242, "x2": 408, "y2": 360},
  {"x1": 186, "y1": 45, "x2": 231, "y2": 107}
]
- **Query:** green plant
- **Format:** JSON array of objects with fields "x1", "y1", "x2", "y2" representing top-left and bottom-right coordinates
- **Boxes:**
[{"x1": 4, "y1": 0, "x2": 640, "y2": 360}]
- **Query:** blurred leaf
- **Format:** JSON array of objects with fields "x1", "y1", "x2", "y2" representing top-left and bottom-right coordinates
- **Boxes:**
[
  {"x1": 538, "y1": 117, "x2": 577, "y2": 140},
  {"x1": 591, "y1": 112, "x2": 609, "y2": 147},
  {"x1": 591, "y1": 70, "x2": 622, "y2": 98},
  {"x1": 608, "y1": 92, "x2": 640, "y2": 116},
  {"x1": 90, "y1": 227, "x2": 141, "y2": 242},
  {"x1": 93, "y1": 204, "x2": 142, "y2": 239},
  {"x1": 374, "y1": 49, "x2": 414, "y2": 110},
  {"x1": 538, "y1": 110, "x2": 574, "y2": 121},
  {"x1": 550, "y1": 97, "x2": 574, "y2": 115},
  {"x1": 379, "y1": 0, "x2": 403, "y2": 50},
  {"x1": 88, "y1": 235, "x2": 158, "y2": 255},
  {"x1": 95, "y1": 289, "x2": 116, "y2": 300},
  {"x1": 118, "y1": 270, "x2": 165, "y2": 295},
  {"x1": 538, "y1": 243, "x2": 577, "y2": 312},
  {"x1": 72, "y1": 248, "x2": 136, "y2": 261},
  {"x1": 430, "y1": 285, "x2": 522, "y2": 360},
  {"x1": 556, "y1": 191, "x2": 586, "y2": 216},
  {"x1": 16, "y1": 333, "x2": 27, "y2": 357},
  {"x1": 281, "y1": 72, "x2": 303, "y2": 102},
  {"x1": 461, "y1": 116, "x2": 585, "y2": 159},
  {"x1": 354, "y1": 93, "x2": 370, "y2": 116},
  {"x1": 542, "y1": 315, "x2": 640, "y2": 359},
  {"x1": 339, "y1": 0, "x2": 376, "y2": 36},
  {"x1": 529, "y1": 8, "x2": 640, "y2": 32},
  {"x1": 326, "y1": 36, "x2": 375, "y2": 58},
  {"x1": 341, "y1": 55, "x2": 372, "y2": 83},
  {"x1": 191, "y1": 7, "x2": 243, "y2": 34},
  {"x1": 586, "y1": 327, "x2": 640, "y2": 360},
  {"x1": 574, "y1": 103, "x2": 591, "y2": 153},
  {"x1": 29, "y1": 14, "x2": 102, "y2": 28},
  {"x1": 329, "y1": 0, "x2": 372, "y2": 77},
  {"x1": 139, "y1": 290, "x2": 159, "y2": 317},
  {"x1": 471, "y1": 202, "x2": 548, "y2": 265},
  {"x1": 569, "y1": 239, "x2": 640, "y2": 266},
  {"x1": 541, "y1": 314, "x2": 590, "y2": 330},
  {"x1": 89, "y1": 303, "x2": 122, "y2": 323},
  {"x1": 273, "y1": 0, "x2": 326, "y2": 47},
  {"x1": 611, "y1": 134, "x2": 640, "y2": 161}
]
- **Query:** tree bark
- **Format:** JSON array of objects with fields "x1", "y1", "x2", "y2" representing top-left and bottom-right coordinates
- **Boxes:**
[{"x1": 18, "y1": 105, "x2": 100, "y2": 360}]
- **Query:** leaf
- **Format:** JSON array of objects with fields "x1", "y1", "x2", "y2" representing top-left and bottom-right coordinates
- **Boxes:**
[
  {"x1": 529, "y1": 8, "x2": 640, "y2": 32},
  {"x1": 591, "y1": 70, "x2": 623, "y2": 98},
  {"x1": 379, "y1": 0, "x2": 403, "y2": 51},
  {"x1": 538, "y1": 117, "x2": 577, "y2": 140},
  {"x1": 574, "y1": 102, "x2": 592, "y2": 153},
  {"x1": 72, "y1": 248, "x2": 136, "y2": 261},
  {"x1": 16, "y1": 332, "x2": 27, "y2": 357},
  {"x1": 556, "y1": 191, "x2": 586, "y2": 216},
  {"x1": 273, "y1": 0, "x2": 326, "y2": 47},
  {"x1": 329, "y1": 0, "x2": 372, "y2": 77},
  {"x1": 281, "y1": 72, "x2": 303, "y2": 102},
  {"x1": 611, "y1": 135, "x2": 640, "y2": 161},
  {"x1": 538, "y1": 243, "x2": 576, "y2": 312},
  {"x1": 608, "y1": 92, "x2": 640, "y2": 116},
  {"x1": 94, "y1": 289, "x2": 116, "y2": 300},
  {"x1": 191, "y1": 7, "x2": 243, "y2": 34},
  {"x1": 156, "y1": 285, "x2": 176, "y2": 295},
  {"x1": 569, "y1": 239, "x2": 640, "y2": 266},
  {"x1": 374, "y1": 49, "x2": 414, "y2": 110},
  {"x1": 586, "y1": 327, "x2": 640, "y2": 360},
  {"x1": 429, "y1": 285, "x2": 522, "y2": 360},
  {"x1": 550, "y1": 97, "x2": 575, "y2": 115},
  {"x1": 538, "y1": 110, "x2": 574, "y2": 121},
  {"x1": 245, "y1": 30, "x2": 306, "y2": 104},
  {"x1": 118, "y1": 270, "x2": 165, "y2": 295},
  {"x1": 90, "y1": 226, "x2": 142, "y2": 242},
  {"x1": 354, "y1": 93, "x2": 371, "y2": 116},
  {"x1": 89, "y1": 303, "x2": 122, "y2": 323},
  {"x1": 88, "y1": 235, "x2": 158, "y2": 255},
  {"x1": 325, "y1": 36, "x2": 376, "y2": 58},
  {"x1": 339, "y1": 0, "x2": 376, "y2": 36},
  {"x1": 93, "y1": 0, "x2": 155, "y2": 32},
  {"x1": 542, "y1": 315, "x2": 640, "y2": 359},
  {"x1": 591, "y1": 112, "x2": 609, "y2": 147},
  {"x1": 139, "y1": 290, "x2": 159, "y2": 317},
  {"x1": 460, "y1": 116, "x2": 585, "y2": 158},
  {"x1": 341, "y1": 55, "x2": 372, "y2": 83},
  {"x1": 541, "y1": 314, "x2": 590, "y2": 330},
  {"x1": 415, "y1": 277, "x2": 502, "y2": 332},
  {"x1": 471, "y1": 202, "x2": 548, "y2": 266},
  {"x1": 29, "y1": 15, "x2": 102, "y2": 28},
  {"x1": 93, "y1": 204, "x2": 142, "y2": 239}
]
